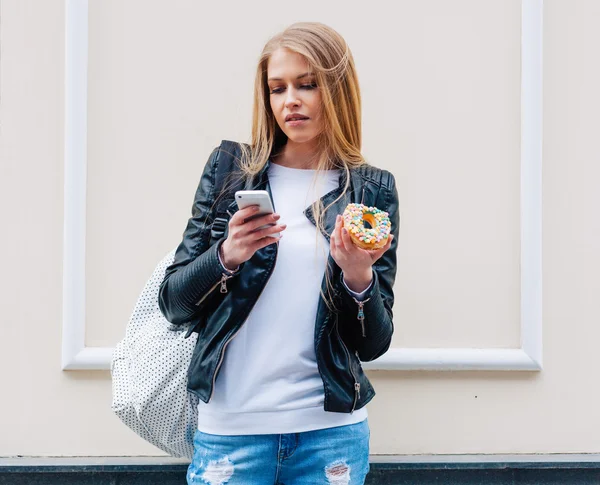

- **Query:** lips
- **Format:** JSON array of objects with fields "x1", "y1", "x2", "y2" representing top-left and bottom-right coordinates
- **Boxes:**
[{"x1": 285, "y1": 114, "x2": 309, "y2": 121}]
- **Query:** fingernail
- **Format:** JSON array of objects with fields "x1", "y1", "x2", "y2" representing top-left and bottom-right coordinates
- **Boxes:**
[{"x1": 342, "y1": 228, "x2": 348, "y2": 234}]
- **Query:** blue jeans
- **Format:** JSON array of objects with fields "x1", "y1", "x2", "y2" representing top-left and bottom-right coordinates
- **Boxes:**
[{"x1": 187, "y1": 418, "x2": 370, "y2": 485}]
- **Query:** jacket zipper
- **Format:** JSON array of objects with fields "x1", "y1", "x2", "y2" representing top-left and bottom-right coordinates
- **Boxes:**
[
  {"x1": 335, "y1": 318, "x2": 360, "y2": 413},
  {"x1": 195, "y1": 273, "x2": 235, "y2": 307},
  {"x1": 208, "y1": 243, "x2": 279, "y2": 402},
  {"x1": 352, "y1": 296, "x2": 371, "y2": 337}
]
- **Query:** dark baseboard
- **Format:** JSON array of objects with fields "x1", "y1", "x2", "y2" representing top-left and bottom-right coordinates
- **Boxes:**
[
  {"x1": 368, "y1": 461, "x2": 600, "y2": 484},
  {"x1": 2, "y1": 456, "x2": 600, "y2": 484}
]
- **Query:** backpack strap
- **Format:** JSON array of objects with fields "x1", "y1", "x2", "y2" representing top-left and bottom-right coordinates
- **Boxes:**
[{"x1": 209, "y1": 140, "x2": 248, "y2": 246}]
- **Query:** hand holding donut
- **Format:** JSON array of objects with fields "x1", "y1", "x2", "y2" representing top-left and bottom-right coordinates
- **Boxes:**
[{"x1": 330, "y1": 206, "x2": 394, "y2": 293}]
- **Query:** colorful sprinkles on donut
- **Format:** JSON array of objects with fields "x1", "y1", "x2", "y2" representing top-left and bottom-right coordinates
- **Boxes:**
[{"x1": 342, "y1": 203, "x2": 391, "y2": 250}]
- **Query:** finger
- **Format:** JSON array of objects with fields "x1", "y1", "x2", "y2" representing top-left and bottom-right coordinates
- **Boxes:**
[
  {"x1": 382, "y1": 234, "x2": 394, "y2": 250},
  {"x1": 230, "y1": 205, "x2": 261, "y2": 226},
  {"x1": 377, "y1": 234, "x2": 393, "y2": 250},
  {"x1": 329, "y1": 227, "x2": 337, "y2": 256},
  {"x1": 334, "y1": 216, "x2": 345, "y2": 250},
  {"x1": 244, "y1": 212, "x2": 281, "y2": 233},
  {"x1": 253, "y1": 234, "x2": 281, "y2": 251},
  {"x1": 330, "y1": 219, "x2": 340, "y2": 255},
  {"x1": 370, "y1": 235, "x2": 393, "y2": 261},
  {"x1": 252, "y1": 223, "x2": 287, "y2": 240},
  {"x1": 340, "y1": 225, "x2": 356, "y2": 252},
  {"x1": 330, "y1": 218, "x2": 337, "y2": 245},
  {"x1": 386, "y1": 234, "x2": 394, "y2": 248}
]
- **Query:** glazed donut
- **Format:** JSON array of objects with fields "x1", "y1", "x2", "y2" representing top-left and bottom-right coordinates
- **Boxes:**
[{"x1": 342, "y1": 203, "x2": 392, "y2": 250}]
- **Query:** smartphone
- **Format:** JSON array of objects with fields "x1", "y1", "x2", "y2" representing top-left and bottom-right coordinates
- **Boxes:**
[{"x1": 234, "y1": 190, "x2": 280, "y2": 238}]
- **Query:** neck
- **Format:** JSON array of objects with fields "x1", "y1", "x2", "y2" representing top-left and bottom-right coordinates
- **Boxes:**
[{"x1": 273, "y1": 139, "x2": 322, "y2": 169}]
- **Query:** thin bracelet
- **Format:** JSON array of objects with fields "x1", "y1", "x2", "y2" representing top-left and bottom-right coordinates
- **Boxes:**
[{"x1": 217, "y1": 241, "x2": 240, "y2": 275}]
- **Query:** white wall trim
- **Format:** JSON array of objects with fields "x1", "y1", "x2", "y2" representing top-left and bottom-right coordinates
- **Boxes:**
[
  {"x1": 62, "y1": 0, "x2": 90, "y2": 370},
  {"x1": 61, "y1": 0, "x2": 543, "y2": 371},
  {"x1": 5, "y1": 453, "x2": 600, "y2": 466}
]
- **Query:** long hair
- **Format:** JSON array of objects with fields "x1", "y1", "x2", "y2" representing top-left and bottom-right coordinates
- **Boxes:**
[{"x1": 237, "y1": 22, "x2": 368, "y2": 312}]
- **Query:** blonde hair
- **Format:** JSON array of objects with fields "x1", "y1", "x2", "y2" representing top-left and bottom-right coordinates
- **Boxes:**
[{"x1": 236, "y1": 22, "x2": 368, "y2": 312}]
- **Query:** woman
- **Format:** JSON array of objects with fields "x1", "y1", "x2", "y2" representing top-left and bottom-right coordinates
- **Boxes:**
[{"x1": 159, "y1": 21, "x2": 399, "y2": 485}]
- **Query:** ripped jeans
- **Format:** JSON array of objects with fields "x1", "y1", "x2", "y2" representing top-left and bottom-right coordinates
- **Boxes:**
[{"x1": 186, "y1": 418, "x2": 370, "y2": 485}]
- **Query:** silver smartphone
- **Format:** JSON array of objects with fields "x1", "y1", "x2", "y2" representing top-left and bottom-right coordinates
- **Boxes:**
[{"x1": 234, "y1": 190, "x2": 280, "y2": 238}]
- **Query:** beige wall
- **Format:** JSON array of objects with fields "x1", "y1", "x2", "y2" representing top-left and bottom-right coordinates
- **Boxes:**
[{"x1": 1, "y1": 0, "x2": 599, "y2": 456}]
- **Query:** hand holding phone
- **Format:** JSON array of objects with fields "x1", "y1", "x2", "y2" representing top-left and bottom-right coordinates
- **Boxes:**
[{"x1": 218, "y1": 190, "x2": 286, "y2": 269}]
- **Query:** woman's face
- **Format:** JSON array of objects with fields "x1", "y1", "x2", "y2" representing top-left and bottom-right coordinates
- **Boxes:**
[{"x1": 266, "y1": 48, "x2": 323, "y2": 145}]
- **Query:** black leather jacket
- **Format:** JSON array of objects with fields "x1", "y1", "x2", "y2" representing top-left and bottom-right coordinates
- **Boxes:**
[{"x1": 158, "y1": 141, "x2": 399, "y2": 414}]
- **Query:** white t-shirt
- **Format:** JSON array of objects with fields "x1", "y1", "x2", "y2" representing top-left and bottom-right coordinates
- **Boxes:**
[{"x1": 196, "y1": 161, "x2": 368, "y2": 435}]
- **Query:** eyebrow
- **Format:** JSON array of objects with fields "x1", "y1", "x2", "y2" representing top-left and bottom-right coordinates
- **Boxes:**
[{"x1": 267, "y1": 72, "x2": 314, "y2": 82}]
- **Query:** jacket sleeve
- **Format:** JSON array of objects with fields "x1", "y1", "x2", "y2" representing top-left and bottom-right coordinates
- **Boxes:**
[
  {"x1": 336, "y1": 170, "x2": 399, "y2": 361},
  {"x1": 341, "y1": 275, "x2": 373, "y2": 300},
  {"x1": 158, "y1": 145, "x2": 234, "y2": 325}
]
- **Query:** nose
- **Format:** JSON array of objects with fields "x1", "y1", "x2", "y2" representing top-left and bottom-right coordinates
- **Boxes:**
[{"x1": 284, "y1": 87, "x2": 301, "y2": 109}]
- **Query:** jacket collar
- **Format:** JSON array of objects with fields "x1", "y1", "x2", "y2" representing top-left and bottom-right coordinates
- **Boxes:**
[
  {"x1": 228, "y1": 157, "x2": 363, "y2": 242},
  {"x1": 303, "y1": 170, "x2": 354, "y2": 243}
]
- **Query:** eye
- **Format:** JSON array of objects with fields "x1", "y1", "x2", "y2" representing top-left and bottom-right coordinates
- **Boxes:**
[{"x1": 269, "y1": 83, "x2": 318, "y2": 95}]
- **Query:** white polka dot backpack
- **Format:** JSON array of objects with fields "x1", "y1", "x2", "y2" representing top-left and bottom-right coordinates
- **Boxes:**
[{"x1": 110, "y1": 140, "x2": 243, "y2": 459}]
